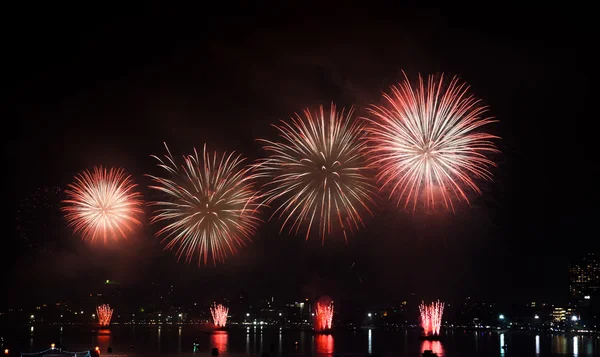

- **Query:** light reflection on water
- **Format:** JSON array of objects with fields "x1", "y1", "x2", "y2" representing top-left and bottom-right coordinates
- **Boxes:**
[
  {"x1": 421, "y1": 340, "x2": 444, "y2": 356},
  {"x1": 314, "y1": 334, "x2": 334, "y2": 355},
  {"x1": 210, "y1": 331, "x2": 228, "y2": 353},
  {"x1": 8, "y1": 325, "x2": 600, "y2": 356}
]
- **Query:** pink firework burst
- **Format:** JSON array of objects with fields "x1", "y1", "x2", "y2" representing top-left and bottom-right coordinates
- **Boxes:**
[
  {"x1": 366, "y1": 73, "x2": 499, "y2": 212},
  {"x1": 419, "y1": 300, "x2": 444, "y2": 336},
  {"x1": 210, "y1": 303, "x2": 229, "y2": 327},
  {"x1": 62, "y1": 167, "x2": 143, "y2": 243}
]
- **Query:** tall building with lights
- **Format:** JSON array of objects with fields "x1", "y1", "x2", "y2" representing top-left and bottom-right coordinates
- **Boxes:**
[{"x1": 569, "y1": 253, "x2": 600, "y2": 300}]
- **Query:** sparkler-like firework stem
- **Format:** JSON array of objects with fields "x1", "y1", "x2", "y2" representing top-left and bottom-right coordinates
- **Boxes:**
[
  {"x1": 147, "y1": 143, "x2": 262, "y2": 266},
  {"x1": 419, "y1": 300, "x2": 444, "y2": 336},
  {"x1": 314, "y1": 301, "x2": 334, "y2": 331},
  {"x1": 256, "y1": 103, "x2": 376, "y2": 243},
  {"x1": 210, "y1": 303, "x2": 229, "y2": 327},
  {"x1": 365, "y1": 73, "x2": 499, "y2": 212},
  {"x1": 96, "y1": 304, "x2": 114, "y2": 327},
  {"x1": 62, "y1": 167, "x2": 143, "y2": 243}
]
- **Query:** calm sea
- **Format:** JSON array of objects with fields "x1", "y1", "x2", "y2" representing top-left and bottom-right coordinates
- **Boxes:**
[{"x1": 1, "y1": 324, "x2": 599, "y2": 356}]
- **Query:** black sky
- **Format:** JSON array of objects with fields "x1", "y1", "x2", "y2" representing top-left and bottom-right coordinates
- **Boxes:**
[{"x1": 4, "y1": 4, "x2": 597, "y2": 308}]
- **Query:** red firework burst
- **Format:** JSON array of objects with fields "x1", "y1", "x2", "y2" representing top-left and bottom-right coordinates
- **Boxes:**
[
  {"x1": 62, "y1": 167, "x2": 143, "y2": 243},
  {"x1": 314, "y1": 300, "x2": 334, "y2": 332},
  {"x1": 419, "y1": 300, "x2": 444, "y2": 336},
  {"x1": 366, "y1": 73, "x2": 499, "y2": 211},
  {"x1": 96, "y1": 304, "x2": 114, "y2": 327},
  {"x1": 210, "y1": 303, "x2": 229, "y2": 327}
]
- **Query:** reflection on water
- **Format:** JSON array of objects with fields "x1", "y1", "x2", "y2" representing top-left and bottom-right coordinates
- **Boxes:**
[
  {"x1": 245, "y1": 327, "x2": 250, "y2": 355},
  {"x1": 314, "y1": 334, "x2": 334, "y2": 355},
  {"x1": 210, "y1": 331, "x2": 228, "y2": 354},
  {"x1": 157, "y1": 326, "x2": 161, "y2": 352},
  {"x1": 178, "y1": 326, "x2": 182, "y2": 353},
  {"x1": 7, "y1": 325, "x2": 600, "y2": 356},
  {"x1": 421, "y1": 340, "x2": 444, "y2": 356}
]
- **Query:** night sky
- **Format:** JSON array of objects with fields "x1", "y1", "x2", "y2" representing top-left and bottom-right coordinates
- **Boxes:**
[{"x1": 5, "y1": 5, "x2": 596, "y2": 308}]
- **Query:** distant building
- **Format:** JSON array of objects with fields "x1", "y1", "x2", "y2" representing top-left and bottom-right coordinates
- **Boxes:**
[{"x1": 569, "y1": 253, "x2": 600, "y2": 300}]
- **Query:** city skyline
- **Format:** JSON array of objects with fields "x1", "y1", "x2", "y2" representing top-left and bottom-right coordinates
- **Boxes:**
[{"x1": 6, "y1": 4, "x2": 595, "y2": 311}]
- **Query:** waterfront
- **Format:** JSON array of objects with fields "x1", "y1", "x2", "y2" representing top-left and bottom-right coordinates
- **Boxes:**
[{"x1": 2, "y1": 325, "x2": 600, "y2": 356}]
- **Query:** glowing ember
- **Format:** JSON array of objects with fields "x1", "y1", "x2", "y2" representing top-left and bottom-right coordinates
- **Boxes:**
[
  {"x1": 210, "y1": 303, "x2": 229, "y2": 327},
  {"x1": 419, "y1": 300, "x2": 444, "y2": 336},
  {"x1": 96, "y1": 304, "x2": 114, "y2": 327},
  {"x1": 314, "y1": 300, "x2": 334, "y2": 332}
]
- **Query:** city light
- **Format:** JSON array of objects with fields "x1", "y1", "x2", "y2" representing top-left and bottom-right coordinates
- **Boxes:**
[
  {"x1": 368, "y1": 313, "x2": 372, "y2": 317},
  {"x1": 30, "y1": 314, "x2": 34, "y2": 319},
  {"x1": 51, "y1": 343, "x2": 55, "y2": 349},
  {"x1": 4, "y1": 349, "x2": 8, "y2": 355},
  {"x1": 499, "y1": 314, "x2": 505, "y2": 320},
  {"x1": 279, "y1": 312, "x2": 282, "y2": 316},
  {"x1": 572, "y1": 315, "x2": 578, "y2": 321},
  {"x1": 535, "y1": 315, "x2": 539, "y2": 319},
  {"x1": 246, "y1": 313, "x2": 250, "y2": 317}
]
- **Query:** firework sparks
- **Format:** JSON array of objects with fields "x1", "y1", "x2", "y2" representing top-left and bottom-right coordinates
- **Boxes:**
[
  {"x1": 256, "y1": 104, "x2": 375, "y2": 242},
  {"x1": 96, "y1": 304, "x2": 114, "y2": 327},
  {"x1": 314, "y1": 300, "x2": 334, "y2": 332},
  {"x1": 62, "y1": 167, "x2": 143, "y2": 243},
  {"x1": 147, "y1": 143, "x2": 262, "y2": 266},
  {"x1": 210, "y1": 303, "x2": 229, "y2": 327},
  {"x1": 365, "y1": 73, "x2": 499, "y2": 211},
  {"x1": 419, "y1": 300, "x2": 444, "y2": 336}
]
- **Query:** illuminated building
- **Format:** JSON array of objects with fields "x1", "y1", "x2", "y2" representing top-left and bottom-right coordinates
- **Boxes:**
[{"x1": 569, "y1": 253, "x2": 600, "y2": 300}]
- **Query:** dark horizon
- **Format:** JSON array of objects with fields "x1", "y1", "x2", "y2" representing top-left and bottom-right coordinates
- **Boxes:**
[{"x1": 5, "y1": 4, "x2": 596, "y2": 308}]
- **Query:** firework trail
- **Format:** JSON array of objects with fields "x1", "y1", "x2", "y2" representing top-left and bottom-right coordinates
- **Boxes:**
[
  {"x1": 365, "y1": 73, "x2": 499, "y2": 212},
  {"x1": 147, "y1": 143, "x2": 262, "y2": 266},
  {"x1": 96, "y1": 304, "x2": 114, "y2": 327},
  {"x1": 62, "y1": 167, "x2": 143, "y2": 243},
  {"x1": 210, "y1": 303, "x2": 229, "y2": 327},
  {"x1": 419, "y1": 300, "x2": 444, "y2": 336},
  {"x1": 256, "y1": 103, "x2": 375, "y2": 242},
  {"x1": 314, "y1": 300, "x2": 334, "y2": 331}
]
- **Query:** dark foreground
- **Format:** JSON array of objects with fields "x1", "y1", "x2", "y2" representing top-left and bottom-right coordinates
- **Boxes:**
[{"x1": 2, "y1": 324, "x2": 600, "y2": 356}]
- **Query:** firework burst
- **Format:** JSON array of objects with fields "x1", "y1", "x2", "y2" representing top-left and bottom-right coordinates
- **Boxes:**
[
  {"x1": 365, "y1": 73, "x2": 499, "y2": 211},
  {"x1": 147, "y1": 143, "x2": 262, "y2": 266},
  {"x1": 96, "y1": 304, "x2": 114, "y2": 327},
  {"x1": 210, "y1": 303, "x2": 229, "y2": 327},
  {"x1": 419, "y1": 300, "x2": 444, "y2": 336},
  {"x1": 62, "y1": 167, "x2": 143, "y2": 243},
  {"x1": 314, "y1": 300, "x2": 334, "y2": 332},
  {"x1": 256, "y1": 103, "x2": 375, "y2": 242}
]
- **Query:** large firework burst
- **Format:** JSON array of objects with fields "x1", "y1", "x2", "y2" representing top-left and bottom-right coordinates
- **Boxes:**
[
  {"x1": 366, "y1": 73, "x2": 499, "y2": 211},
  {"x1": 256, "y1": 104, "x2": 375, "y2": 242},
  {"x1": 62, "y1": 167, "x2": 143, "y2": 243},
  {"x1": 147, "y1": 143, "x2": 262, "y2": 266}
]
